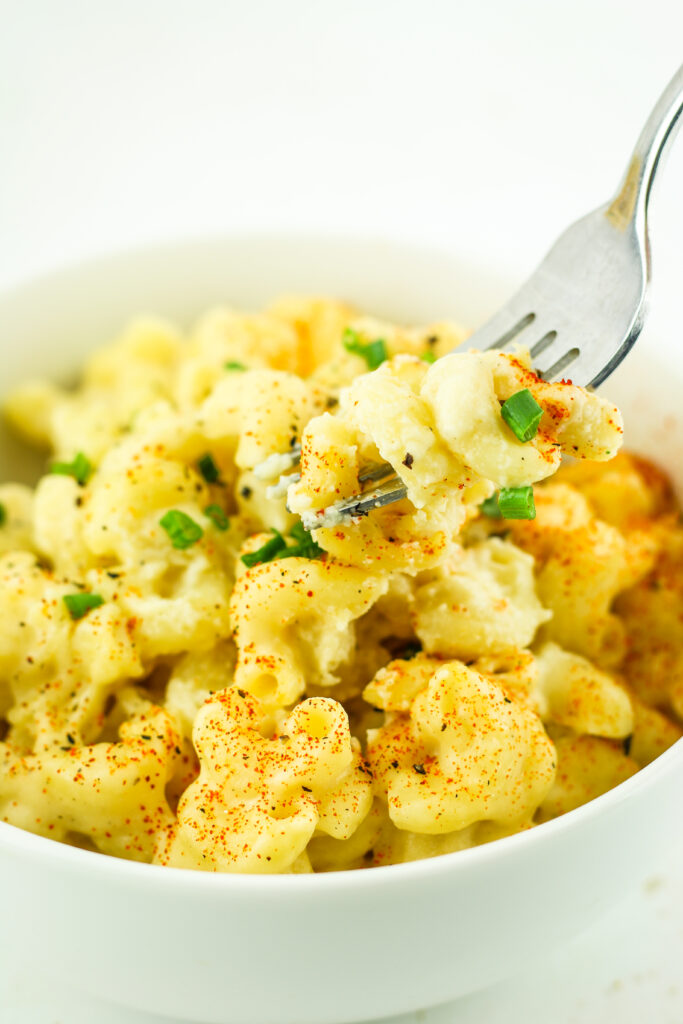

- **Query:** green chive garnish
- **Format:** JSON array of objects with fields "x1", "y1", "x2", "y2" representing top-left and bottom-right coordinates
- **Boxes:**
[
  {"x1": 289, "y1": 522, "x2": 311, "y2": 544},
  {"x1": 480, "y1": 494, "x2": 502, "y2": 518},
  {"x1": 160, "y1": 510, "x2": 204, "y2": 549},
  {"x1": 241, "y1": 523, "x2": 324, "y2": 567},
  {"x1": 342, "y1": 328, "x2": 388, "y2": 370},
  {"x1": 197, "y1": 453, "x2": 220, "y2": 484},
  {"x1": 0, "y1": 503, "x2": 6, "y2": 527},
  {"x1": 224, "y1": 360, "x2": 248, "y2": 371},
  {"x1": 241, "y1": 529, "x2": 287, "y2": 567},
  {"x1": 497, "y1": 486, "x2": 536, "y2": 520},
  {"x1": 204, "y1": 504, "x2": 229, "y2": 531},
  {"x1": 278, "y1": 521, "x2": 324, "y2": 559},
  {"x1": 420, "y1": 351, "x2": 437, "y2": 364},
  {"x1": 50, "y1": 452, "x2": 92, "y2": 486},
  {"x1": 63, "y1": 592, "x2": 104, "y2": 620},
  {"x1": 500, "y1": 389, "x2": 544, "y2": 443}
]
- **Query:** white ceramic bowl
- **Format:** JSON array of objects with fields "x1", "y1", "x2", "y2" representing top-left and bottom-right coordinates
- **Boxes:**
[{"x1": 0, "y1": 235, "x2": 682, "y2": 1024}]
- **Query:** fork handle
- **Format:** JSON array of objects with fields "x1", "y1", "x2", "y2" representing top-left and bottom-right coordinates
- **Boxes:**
[{"x1": 608, "y1": 64, "x2": 683, "y2": 230}]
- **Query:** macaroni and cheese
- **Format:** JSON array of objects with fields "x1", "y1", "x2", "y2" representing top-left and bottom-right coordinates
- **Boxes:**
[{"x1": 0, "y1": 298, "x2": 680, "y2": 873}]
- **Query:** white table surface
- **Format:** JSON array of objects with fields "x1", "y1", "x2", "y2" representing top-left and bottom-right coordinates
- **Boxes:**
[{"x1": 1, "y1": 1, "x2": 683, "y2": 1021}]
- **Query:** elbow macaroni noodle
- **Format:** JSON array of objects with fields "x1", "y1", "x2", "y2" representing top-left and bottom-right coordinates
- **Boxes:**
[{"x1": 0, "y1": 297, "x2": 681, "y2": 872}]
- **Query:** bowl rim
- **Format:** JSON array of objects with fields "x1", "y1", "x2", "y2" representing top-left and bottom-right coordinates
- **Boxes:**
[
  {"x1": 0, "y1": 229, "x2": 517, "y2": 323},
  {"x1": 0, "y1": 230, "x2": 680, "y2": 894}
]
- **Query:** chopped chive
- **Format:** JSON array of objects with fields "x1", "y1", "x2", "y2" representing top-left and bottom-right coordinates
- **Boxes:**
[
  {"x1": 224, "y1": 360, "x2": 248, "y2": 371},
  {"x1": 500, "y1": 389, "x2": 544, "y2": 443},
  {"x1": 50, "y1": 452, "x2": 92, "y2": 486},
  {"x1": 63, "y1": 592, "x2": 104, "y2": 620},
  {"x1": 159, "y1": 510, "x2": 204, "y2": 549},
  {"x1": 342, "y1": 328, "x2": 388, "y2": 370},
  {"x1": 0, "y1": 503, "x2": 6, "y2": 527},
  {"x1": 280, "y1": 521, "x2": 324, "y2": 559},
  {"x1": 241, "y1": 523, "x2": 324, "y2": 567},
  {"x1": 498, "y1": 486, "x2": 536, "y2": 520},
  {"x1": 420, "y1": 351, "x2": 437, "y2": 364},
  {"x1": 289, "y1": 521, "x2": 310, "y2": 544},
  {"x1": 277, "y1": 545, "x2": 323, "y2": 559},
  {"x1": 480, "y1": 494, "x2": 502, "y2": 518},
  {"x1": 241, "y1": 529, "x2": 287, "y2": 567},
  {"x1": 278, "y1": 537, "x2": 324, "y2": 559},
  {"x1": 197, "y1": 453, "x2": 220, "y2": 484},
  {"x1": 204, "y1": 504, "x2": 229, "y2": 531}
]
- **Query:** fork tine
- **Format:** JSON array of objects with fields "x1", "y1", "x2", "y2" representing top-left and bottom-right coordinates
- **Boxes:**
[
  {"x1": 297, "y1": 477, "x2": 408, "y2": 529},
  {"x1": 269, "y1": 459, "x2": 397, "y2": 503},
  {"x1": 528, "y1": 330, "x2": 558, "y2": 358},
  {"x1": 358, "y1": 461, "x2": 398, "y2": 483},
  {"x1": 537, "y1": 345, "x2": 581, "y2": 381},
  {"x1": 463, "y1": 290, "x2": 585, "y2": 382},
  {"x1": 462, "y1": 304, "x2": 538, "y2": 353},
  {"x1": 336, "y1": 479, "x2": 408, "y2": 518}
]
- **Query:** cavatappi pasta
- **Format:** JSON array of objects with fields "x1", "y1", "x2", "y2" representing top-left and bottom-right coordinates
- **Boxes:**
[{"x1": 0, "y1": 298, "x2": 681, "y2": 873}]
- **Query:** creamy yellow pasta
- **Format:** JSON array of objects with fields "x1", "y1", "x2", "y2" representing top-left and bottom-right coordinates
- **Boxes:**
[{"x1": 0, "y1": 299, "x2": 680, "y2": 872}]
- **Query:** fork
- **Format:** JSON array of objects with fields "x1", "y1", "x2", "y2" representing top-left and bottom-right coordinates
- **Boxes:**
[{"x1": 257, "y1": 64, "x2": 683, "y2": 523}]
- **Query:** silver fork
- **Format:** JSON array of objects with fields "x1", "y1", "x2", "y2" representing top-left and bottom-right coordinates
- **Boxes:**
[{"x1": 258, "y1": 64, "x2": 683, "y2": 523}]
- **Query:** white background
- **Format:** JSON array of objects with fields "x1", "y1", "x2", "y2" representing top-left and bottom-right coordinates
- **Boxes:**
[{"x1": 1, "y1": 1, "x2": 683, "y2": 1021}]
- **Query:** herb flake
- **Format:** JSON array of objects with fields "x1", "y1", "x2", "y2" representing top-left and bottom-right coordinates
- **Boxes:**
[
  {"x1": 50, "y1": 452, "x2": 92, "y2": 486},
  {"x1": 241, "y1": 529, "x2": 288, "y2": 567},
  {"x1": 278, "y1": 528, "x2": 324, "y2": 560},
  {"x1": 160, "y1": 510, "x2": 204, "y2": 549},
  {"x1": 342, "y1": 327, "x2": 388, "y2": 370},
  {"x1": 480, "y1": 494, "x2": 503, "y2": 519},
  {"x1": 498, "y1": 486, "x2": 536, "y2": 520},
  {"x1": 63, "y1": 592, "x2": 104, "y2": 620},
  {"x1": 500, "y1": 389, "x2": 543, "y2": 443},
  {"x1": 204, "y1": 504, "x2": 230, "y2": 531},
  {"x1": 197, "y1": 453, "x2": 221, "y2": 484},
  {"x1": 241, "y1": 523, "x2": 324, "y2": 567}
]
